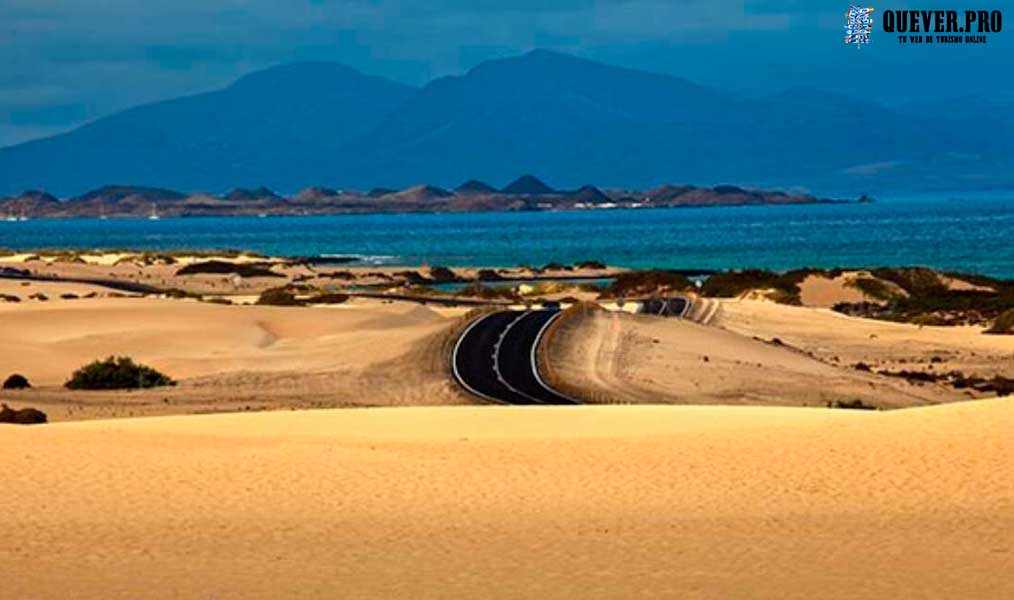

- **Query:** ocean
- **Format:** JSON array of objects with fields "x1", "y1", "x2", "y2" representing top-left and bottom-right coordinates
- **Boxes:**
[{"x1": 2, "y1": 191, "x2": 1013, "y2": 278}]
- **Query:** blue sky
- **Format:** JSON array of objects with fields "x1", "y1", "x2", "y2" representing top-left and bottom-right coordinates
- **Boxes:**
[{"x1": 2, "y1": 0, "x2": 1011, "y2": 147}]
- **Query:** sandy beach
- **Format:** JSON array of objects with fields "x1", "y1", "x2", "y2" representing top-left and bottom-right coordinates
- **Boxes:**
[{"x1": 3, "y1": 402, "x2": 1012, "y2": 599}]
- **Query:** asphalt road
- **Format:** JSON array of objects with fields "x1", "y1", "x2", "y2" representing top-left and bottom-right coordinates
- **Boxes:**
[
  {"x1": 452, "y1": 310, "x2": 579, "y2": 405},
  {"x1": 640, "y1": 296, "x2": 690, "y2": 317}
]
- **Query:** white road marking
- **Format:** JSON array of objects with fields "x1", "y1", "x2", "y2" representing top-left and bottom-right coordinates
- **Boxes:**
[
  {"x1": 450, "y1": 312, "x2": 506, "y2": 405},
  {"x1": 529, "y1": 311, "x2": 581, "y2": 404}
]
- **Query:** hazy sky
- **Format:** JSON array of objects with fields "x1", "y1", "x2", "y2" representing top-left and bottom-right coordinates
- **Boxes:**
[{"x1": 2, "y1": 0, "x2": 1011, "y2": 147}]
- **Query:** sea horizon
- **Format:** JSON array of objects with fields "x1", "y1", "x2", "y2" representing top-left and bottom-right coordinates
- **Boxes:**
[{"x1": 2, "y1": 190, "x2": 1013, "y2": 278}]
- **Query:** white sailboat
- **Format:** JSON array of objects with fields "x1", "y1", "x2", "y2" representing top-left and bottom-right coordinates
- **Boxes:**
[
  {"x1": 148, "y1": 204, "x2": 160, "y2": 220},
  {"x1": 17, "y1": 209, "x2": 28, "y2": 222}
]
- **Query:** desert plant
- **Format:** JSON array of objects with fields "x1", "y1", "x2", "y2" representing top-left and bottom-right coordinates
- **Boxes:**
[
  {"x1": 600, "y1": 269, "x2": 693, "y2": 299},
  {"x1": 0, "y1": 403, "x2": 47, "y2": 425},
  {"x1": 308, "y1": 292, "x2": 350, "y2": 304},
  {"x1": 175, "y1": 260, "x2": 282, "y2": 278},
  {"x1": 65, "y1": 356, "x2": 175, "y2": 390},
  {"x1": 698, "y1": 269, "x2": 820, "y2": 304},
  {"x1": 2, "y1": 374, "x2": 31, "y2": 389},
  {"x1": 457, "y1": 283, "x2": 520, "y2": 301},
  {"x1": 828, "y1": 399, "x2": 876, "y2": 410},
  {"x1": 427, "y1": 266, "x2": 460, "y2": 283},
  {"x1": 849, "y1": 276, "x2": 895, "y2": 301},
  {"x1": 476, "y1": 269, "x2": 503, "y2": 281},
  {"x1": 256, "y1": 287, "x2": 305, "y2": 306}
]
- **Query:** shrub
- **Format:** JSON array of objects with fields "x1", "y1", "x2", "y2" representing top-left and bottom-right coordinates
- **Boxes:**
[
  {"x1": 394, "y1": 270, "x2": 432, "y2": 285},
  {"x1": 991, "y1": 376, "x2": 1014, "y2": 397},
  {"x1": 457, "y1": 283, "x2": 520, "y2": 301},
  {"x1": 308, "y1": 292, "x2": 350, "y2": 304},
  {"x1": 65, "y1": 356, "x2": 175, "y2": 390},
  {"x1": 2, "y1": 374, "x2": 31, "y2": 389},
  {"x1": 699, "y1": 269, "x2": 816, "y2": 303},
  {"x1": 577, "y1": 260, "x2": 606, "y2": 270},
  {"x1": 0, "y1": 294, "x2": 19, "y2": 303},
  {"x1": 164, "y1": 288, "x2": 199, "y2": 299},
  {"x1": 985, "y1": 308, "x2": 1014, "y2": 335},
  {"x1": 256, "y1": 287, "x2": 305, "y2": 306},
  {"x1": 0, "y1": 403, "x2": 47, "y2": 425},
  {"x1": 827, "y1": 399, "x2": 876, "y2": 410},
  {"x1": 476, "y1": 269, "x2": 503, "y2": 281},
  {"x1": 320, "y1": 270, "x2": 355, "y2": 280},
  {"x1": 427, "y1": 266, "x2": 460, "y2": 283},
  {"x1": 175, "y1": 260, "x2": 282, "y2": 278},
  {"x1": 870, "y1": 267, "x2": 946, "y2": 296},
  {"x1": 600, "y1": 270, "x2": 693, "y2": 299},
  {"x1": 850, "y1": 276, "x2": 895, "y2": 300}
]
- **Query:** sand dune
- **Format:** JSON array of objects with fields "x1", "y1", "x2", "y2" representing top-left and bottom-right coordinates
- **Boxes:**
[
  {"x1": 0, "y1": 296, "x2": 451, "y2": 384},
  {"x1": 542, "y1": 306, "x2": 956, "y2": 407},
  {"x1": 716, "y1": 298, "x2": 1014, "y2": 378},
  {"x1": 0, "y1": 296, "x2": 472, "y2": 420},
  {"x1": 2, "y1": 401, "x2": 1012, "y2": 599}
]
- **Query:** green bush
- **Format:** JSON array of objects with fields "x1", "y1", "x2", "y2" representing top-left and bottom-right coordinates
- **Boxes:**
[
  {"x1": 176, "y1": 260, "x2": 282, "y2": 278},
  {"x1": 256, "y1": 287, "x2": 305, "y2": 306},
  {"x1": 457, "y1": 283, "x2": 520, "y2": 301},
  {"x1": 2, "y1": 374, "x2": 31, "y2": 389},
  {"x1": 827, "y1": 399, "x2": 877, "y2": 410},
  {"x1": 850, "y1": 276, "x2": 895, "y2": 300},
  {"x1": 427, "y1": 266, "x2": 460, "y2": 283},
  {"x1": 699, "y1": 269, "x2": 809, "y2": 303},
  {"x1": 65, "y1": 356, "x2": 175, "y2": 390},
  {"x1": 600, "y1": 270, "x2": 693, "y2": 299},
  {"x1": 308, "y1": 292, "x2": 350, "y2": 304}
]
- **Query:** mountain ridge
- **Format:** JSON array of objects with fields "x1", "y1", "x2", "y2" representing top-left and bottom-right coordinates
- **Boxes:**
[{"x1": 0, "y1": 49, "x2": 1009, "y2": 195}]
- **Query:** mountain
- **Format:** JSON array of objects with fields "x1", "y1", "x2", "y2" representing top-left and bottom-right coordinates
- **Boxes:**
[
  {"x1": 72, "y1": 185, "x2": 186, "y2": 204},
  {"x1": 0, "y1": 190, "x2": 59, "y2": 216},
  {"x1": 568, "y1": 185, "x2": 611, "y2": 204},
  {"x1": 455, "y1": 179, "x2": 497, "y2": 195},
  {"x1": 291, "y1": 187, "x2": 340, "y2": 202},
  {"x1": 225, "y1": 187, "x2": 282, "y2": 202},
  {"x1": 0, "y1": 49, "x2": 1010, "y2": 195},
  {"x1": 501, "y1": 174, "x2": 554, "y2": 195},
  {"x1": 385, "y1": 185, "x2": 454, "y2": 203},
  {"x1": 0, "y1": 62, "x2": 416, "y2": 196},
  {"x1": 0, "y1": 177, "x2": 838, "y2": 218}
]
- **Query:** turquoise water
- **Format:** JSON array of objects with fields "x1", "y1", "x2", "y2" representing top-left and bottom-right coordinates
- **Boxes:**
[
  {"x1": 2, "y1": 191, "x2": 1013, "y2": 277},
  {"x1": 429, "y1": 278, "x2": 615, "y2": 292}
]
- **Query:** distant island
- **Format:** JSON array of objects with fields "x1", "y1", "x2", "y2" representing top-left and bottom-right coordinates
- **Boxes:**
[{"x1": 0, "y1": 175, "x2": 854, "y2": 219}]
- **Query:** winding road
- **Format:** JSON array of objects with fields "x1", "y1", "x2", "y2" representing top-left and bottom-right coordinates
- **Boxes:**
[
  {"x1": 640, "y1": 296, "x2": 690, "y2": 317},
  {"x1": 452, "y1": 309, "x2": 579, "y2": 405}
]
